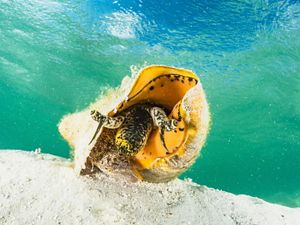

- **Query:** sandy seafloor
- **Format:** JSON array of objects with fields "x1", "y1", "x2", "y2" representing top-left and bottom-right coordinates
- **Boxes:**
[{"x1": 0, "y1": 150, "x2": 299, "y2": 225}]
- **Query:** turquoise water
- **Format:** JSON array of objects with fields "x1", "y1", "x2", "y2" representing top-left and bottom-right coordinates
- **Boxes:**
[{"x1": 1, "y1": 0, "x2": 300, "y2": 207}]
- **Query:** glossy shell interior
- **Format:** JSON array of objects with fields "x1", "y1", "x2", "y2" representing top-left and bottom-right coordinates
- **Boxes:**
[{"x1": 58, "y1": 65, "x2": 210, "y2": 182}]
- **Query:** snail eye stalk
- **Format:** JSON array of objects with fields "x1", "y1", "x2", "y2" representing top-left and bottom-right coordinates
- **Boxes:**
[{"x1": 89, "y1": 110, "x2": 124, "y2": 144}]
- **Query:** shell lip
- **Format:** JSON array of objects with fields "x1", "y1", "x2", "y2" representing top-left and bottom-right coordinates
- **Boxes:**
[{"x1": 109, "y1": 65, "x2": 200, "y2": 117}]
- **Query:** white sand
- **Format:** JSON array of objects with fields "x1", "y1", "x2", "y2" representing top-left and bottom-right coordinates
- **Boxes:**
[{"x1": 0, "y1": 150, "x2": 299, "y2": 225}]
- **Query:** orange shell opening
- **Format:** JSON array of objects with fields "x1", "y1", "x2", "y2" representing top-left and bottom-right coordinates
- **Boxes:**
[{"x1": 109, "y1": 65, "x2": 199, "y2": 170}]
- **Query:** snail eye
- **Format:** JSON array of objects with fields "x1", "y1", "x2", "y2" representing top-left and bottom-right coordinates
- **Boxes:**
[{"x1": 172, "y1": 120, "x2": 178, "y2": 127}]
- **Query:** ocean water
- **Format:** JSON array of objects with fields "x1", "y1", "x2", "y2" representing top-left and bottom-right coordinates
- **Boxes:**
[{"x1": 1, "y1": 0, "x2": 299, "y2": 207}]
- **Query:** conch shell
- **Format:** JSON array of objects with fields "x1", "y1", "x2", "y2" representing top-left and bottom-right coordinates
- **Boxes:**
[{"x1": 58, "y1": 65, "x2": 210, "y2": 182}]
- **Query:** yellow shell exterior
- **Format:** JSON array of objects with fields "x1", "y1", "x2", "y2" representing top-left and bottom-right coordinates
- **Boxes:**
[{"x1": 58, "y1": 65, "x2": 210, "y2": 182}]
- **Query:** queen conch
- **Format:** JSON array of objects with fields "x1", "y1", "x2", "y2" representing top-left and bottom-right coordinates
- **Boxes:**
[{"x1": 58, "y1": 65, "x2": 210, "y2": 183}]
